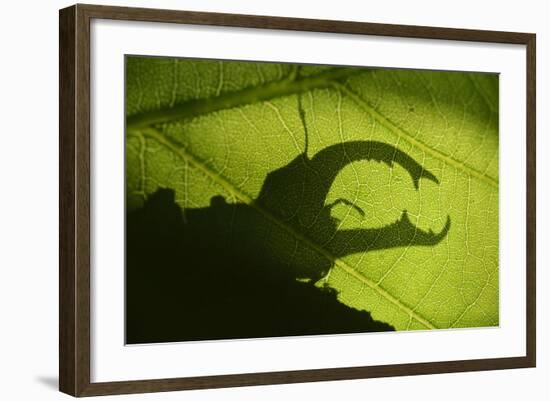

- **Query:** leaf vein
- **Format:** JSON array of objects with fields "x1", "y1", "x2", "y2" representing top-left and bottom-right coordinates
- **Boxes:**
[
  {"x1": 135, "y1": 126, "x2": 437, "y2": 330},
  {"x1": 334, "y1": 84, "x2": 499, "y2": 189}
]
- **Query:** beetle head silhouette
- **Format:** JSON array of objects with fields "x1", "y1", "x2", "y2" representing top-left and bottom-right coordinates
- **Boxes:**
[
  {"x1": 189, "y1": 140, "x2": 451, "y2": 282},
  {"x1": 253, "y1": 140, "x2": 450, "y2": 280}
]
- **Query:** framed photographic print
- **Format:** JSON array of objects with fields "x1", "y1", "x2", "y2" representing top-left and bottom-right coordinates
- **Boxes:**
[{"x1": 59, "y1": 4, "x2": 536, "y2": 397}]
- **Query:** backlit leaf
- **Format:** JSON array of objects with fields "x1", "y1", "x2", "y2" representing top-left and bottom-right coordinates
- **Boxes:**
[{"x1": 125, "y1": 56, "x2": 498, "y2": 341}]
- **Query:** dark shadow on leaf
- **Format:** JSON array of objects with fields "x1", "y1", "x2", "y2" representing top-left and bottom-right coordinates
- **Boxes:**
[
  {"x1": 255, "y1": 141, "x2": 451, "y2": 281},
  {"x1": 126, "y1": 141, "x2": 450, "y2": 344},
  {"x1": 126, "y1": 189, "x2": 395, "y2": 344}
]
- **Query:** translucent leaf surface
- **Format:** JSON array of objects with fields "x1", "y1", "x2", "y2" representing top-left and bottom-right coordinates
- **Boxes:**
[{"x1": 125, "y1": 56, "x2": 498, "y2": 340}]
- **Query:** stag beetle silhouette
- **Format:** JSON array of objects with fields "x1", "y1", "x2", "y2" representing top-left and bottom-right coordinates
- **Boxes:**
[
  {"x1": 174, "y1": 140, "x2": 451, "y2": 282},
  {"x1": 126, "y1": 139, "x2": 451, "y2": 343}
]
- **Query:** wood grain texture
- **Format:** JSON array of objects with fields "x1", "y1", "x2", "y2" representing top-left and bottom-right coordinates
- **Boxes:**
[
  {"x1": 60, "y1": 4, "x2": 92, "y2": 396},
  {"x1": 59, "y1": 5, "x2": 76, "y2": 396},
  {"x1": 59, "y1": 3, "x2": 536, "y2": 397},
  {"x1": 78, "y1": 3, "x2": 533, "y2": 43},
  {"x1": 525, "y1": 34, "x2": 536, "y2": 367},
  {"x1": 77, "y1": 357, "x2": 533, "y2": 397}
]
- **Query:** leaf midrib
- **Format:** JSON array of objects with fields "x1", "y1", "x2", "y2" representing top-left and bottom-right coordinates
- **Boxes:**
[
  {"x1": 127, "y1": 67, "x2": 362, "y2": 129},
  {"x1": 127, "y1": 69, "x2": 498, "y2": 189},
  {"x1": 133, "y1": 126, "x2": 436, "y2": 330}
]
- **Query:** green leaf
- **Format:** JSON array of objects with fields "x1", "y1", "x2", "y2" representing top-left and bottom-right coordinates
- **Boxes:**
[{"x1": 125, "y1": 56, "x2": 498, "y2": 336}]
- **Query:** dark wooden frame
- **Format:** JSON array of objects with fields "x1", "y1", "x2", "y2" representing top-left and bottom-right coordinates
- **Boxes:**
[{"x1": 59, "y1": 3, "x2": 536, "y2": 397}]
